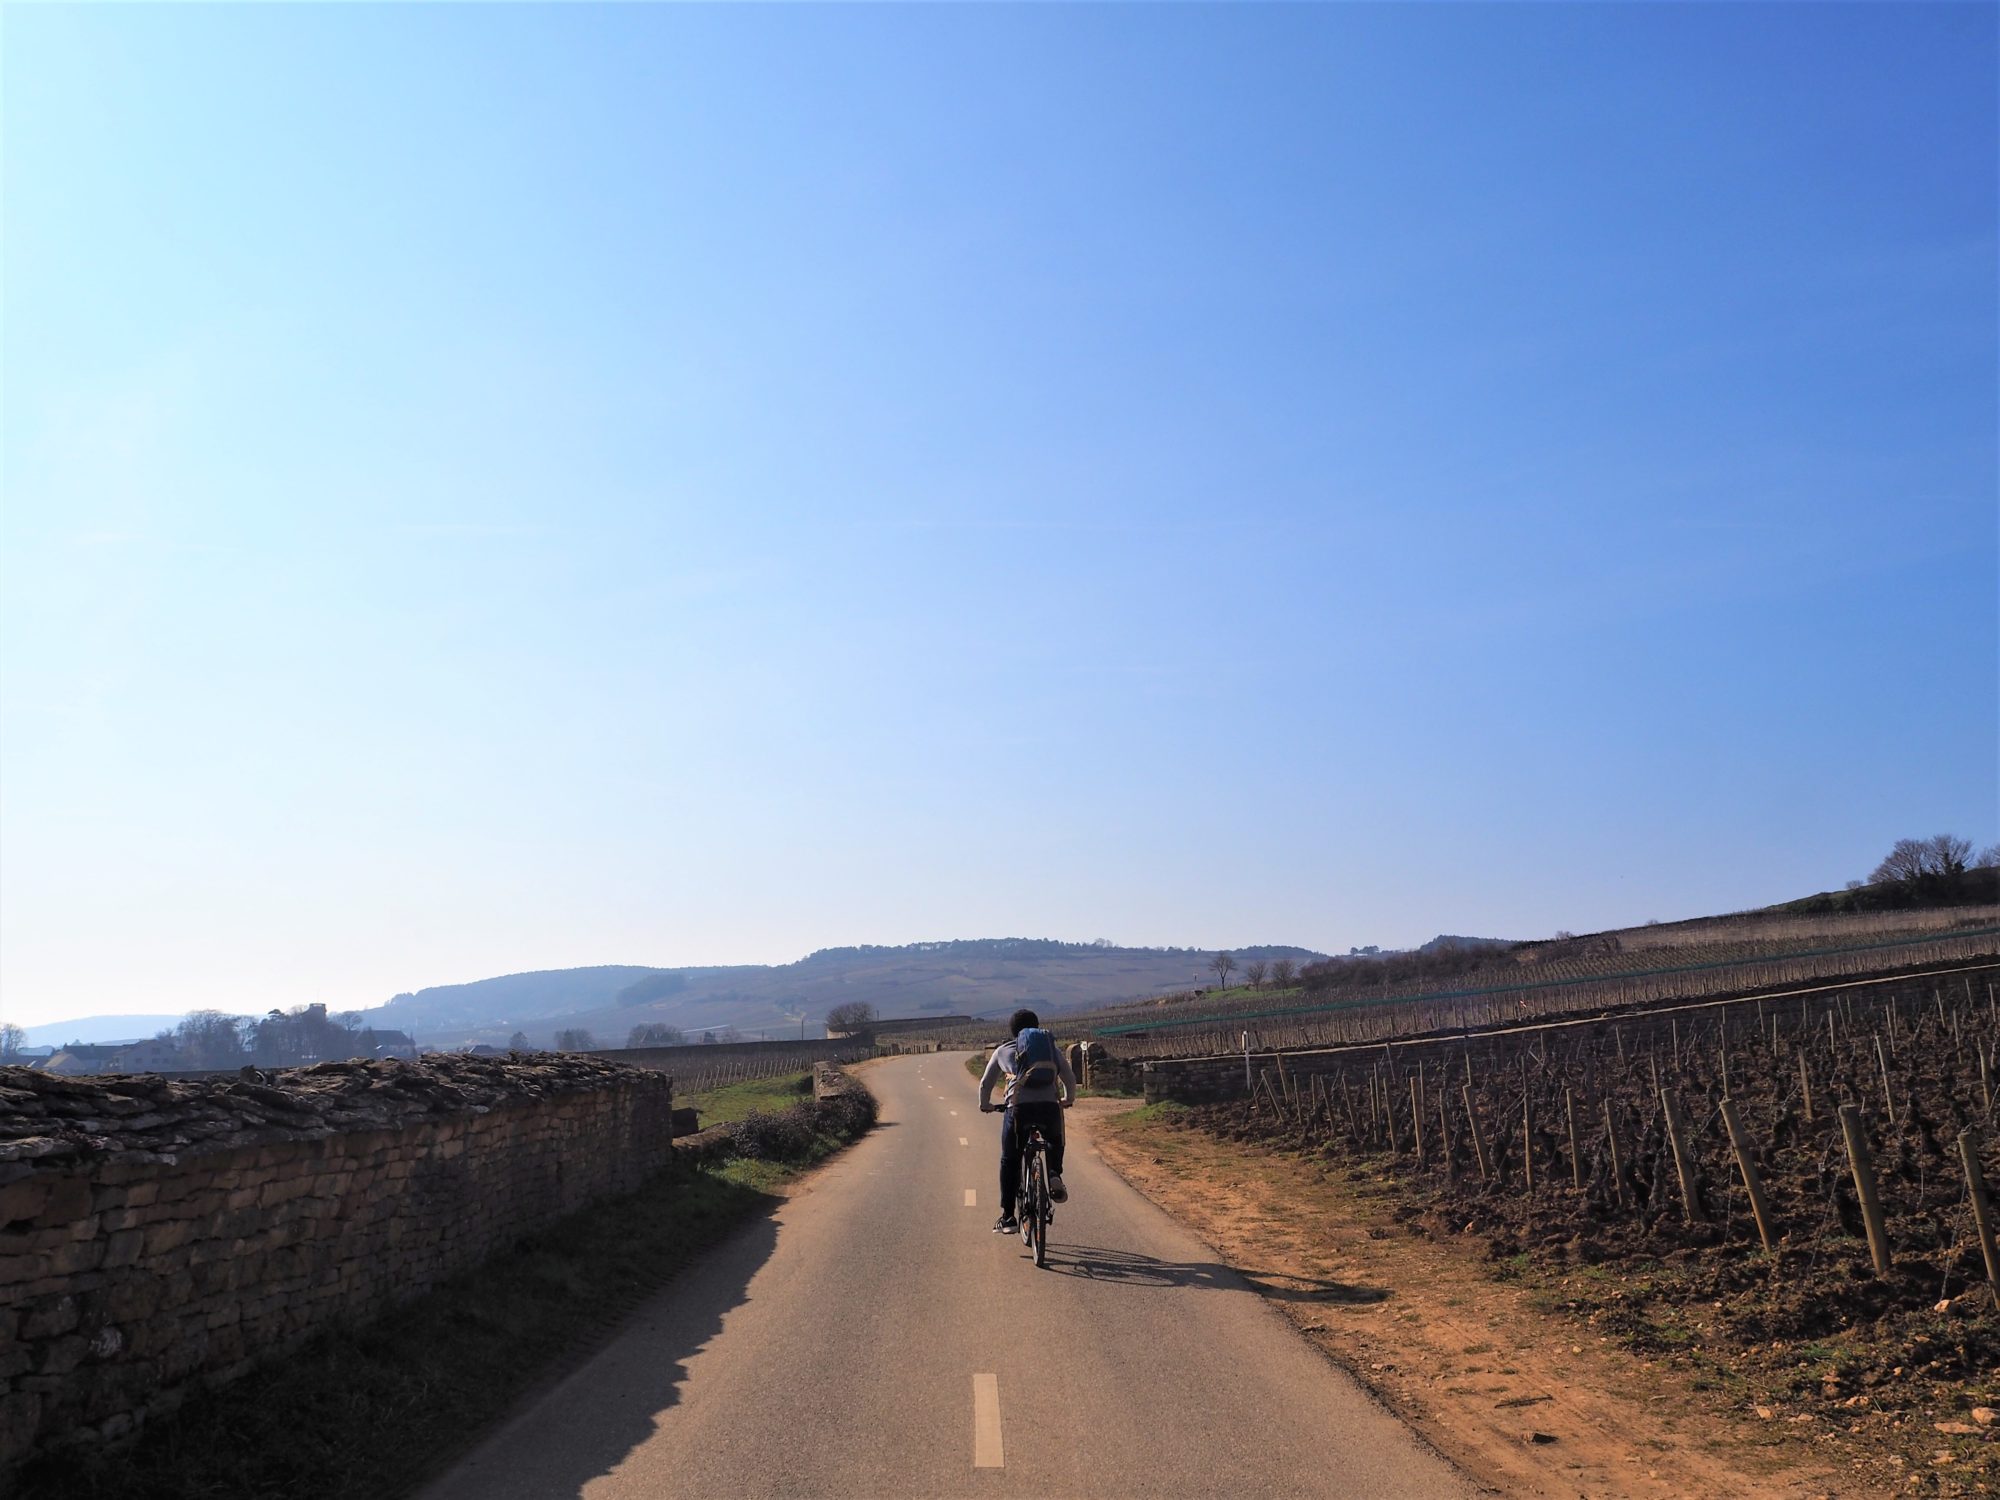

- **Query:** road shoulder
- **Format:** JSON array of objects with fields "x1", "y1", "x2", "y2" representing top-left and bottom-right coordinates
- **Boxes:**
[{"x1": 1081, "y1": 1098, "x2": 1866, "y2": 1500}]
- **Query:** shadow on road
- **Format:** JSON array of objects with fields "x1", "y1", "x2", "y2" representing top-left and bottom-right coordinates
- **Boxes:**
[
  {"x1": 1039, "y1": 1242, "x2": 1389, "y2": 1304},
  {"x1": 421, "y1": 1192, "x2": 785, "y2": 1500}
]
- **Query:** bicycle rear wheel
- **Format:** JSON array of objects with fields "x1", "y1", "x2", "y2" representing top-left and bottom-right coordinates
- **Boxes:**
[{"x1": 1029, "y1": 1155, "x2": 1050, "y2": 1268}]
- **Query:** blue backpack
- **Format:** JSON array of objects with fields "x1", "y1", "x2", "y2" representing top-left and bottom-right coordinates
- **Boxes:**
[{"x1": 1012, "y1": 1027, "x2": 1059, "y2": 1089}]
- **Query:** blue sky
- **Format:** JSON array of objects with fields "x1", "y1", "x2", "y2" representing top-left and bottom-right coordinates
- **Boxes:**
[{"x1": 3, "y1": 4, "x2": 1994, "y2": 1027}]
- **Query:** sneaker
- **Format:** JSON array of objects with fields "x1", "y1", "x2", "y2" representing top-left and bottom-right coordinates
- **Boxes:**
[
  {"x1": 1049, "y1": 1173, "x2": 1068, "y2": 1203},
  {"x1": 992, "y1": 1216, "x2": 1018, "y2": 1235}
]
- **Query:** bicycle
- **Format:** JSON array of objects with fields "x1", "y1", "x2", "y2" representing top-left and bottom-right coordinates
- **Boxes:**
[{"x1": 1016, "y1": 1127, "x2": 1053, "y2": 1268}]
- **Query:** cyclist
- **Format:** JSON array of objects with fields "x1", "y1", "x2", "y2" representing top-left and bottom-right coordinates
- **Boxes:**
[{"x1": 978, "y1": 1008, "x2": 1077, "y2": 1234}]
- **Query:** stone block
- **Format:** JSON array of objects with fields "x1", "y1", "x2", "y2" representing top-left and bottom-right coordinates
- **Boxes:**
[
  {"x1": 95, "y1": 1279, "x2": 162, "y2": 1323},
  {"x1": 258, "y1": 1177, "x2": 314, "y2": 1208},
  {"x1": 142, "y1": 1218, "x2": 196, "y2": 1257},
  {"x1": 49, "y1": 1238, "x2": 106, "y2": 1276},
  {"x1": 35, "y1": 1176, "x2": 93, "y2": 1227},
  {"x1": 102, "y1": 1227, "x2": 146, "y2": 1269},
  {"x1": 0, "y1": 1176, "x2": 52, "y2": 1226},
  {"x1": 0, "y1": 1253, "x2": 50, "y2": 1288},
  {"x1": 21, "y1": 1294, "x2": 79, "y2": 1340},
  {"x1": 0, "y1": 1389, "x2": 43, "y2": 1467},
  {"x1": 36, "y1": 1335, "x2": 88, "y2": 1377},
  {"x1": 148, "y1": 1176, "x2": 195, "y2": 1207}
]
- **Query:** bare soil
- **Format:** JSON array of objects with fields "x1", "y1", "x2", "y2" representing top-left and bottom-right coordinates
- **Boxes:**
[{"x1": 1082, "y1": 1099, "x2": 1998, "y2": 1500}]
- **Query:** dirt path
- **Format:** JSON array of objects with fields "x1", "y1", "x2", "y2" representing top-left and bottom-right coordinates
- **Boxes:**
[{"x1": 1082, "y1": 1099, "x2": 1873, "y2": 1500}]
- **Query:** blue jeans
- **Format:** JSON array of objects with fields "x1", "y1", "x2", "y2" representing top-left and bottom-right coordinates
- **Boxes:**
[{"x1": 1000, "y1": 1100, "x2": 1066, "y2": 1214}]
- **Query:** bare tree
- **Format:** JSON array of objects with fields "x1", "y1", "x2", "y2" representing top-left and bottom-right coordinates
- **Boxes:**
[
  {"x1": 176, "y1": 1010, "x2": 248, "y2": 1069},
  {"x1": 825, "y1": 1001, "x2": 877, "y2": 1036},
  {"x1": 0, "y1": 1023, "x2": 23, "y2": 1061},
  {"x1": 627, "y1": 1023, "x2": 685, "y2": 1048},
  {"x1": 1244, "y1": 960, "x2": 1269, "y2": 988},
  {"x1": 508, "y1": 1031, "x2": 529, "y2": 1051},
  {"x1": 553, "y1": 1028, "x2": 598, "y2": 1051},
  {"x1": 1925, "y1": 833, "x2": 1973, "y2": 876},
  {"x1": 1270, "y1": 958, "x2": 1297, "y2": 987},
  {"x1": 1209, "y1": 953, "x2": 1236, "y2": 989},
  {"x1": 1978, "y1": 843, "x2": 2000, "y2": 870},
  {"x1": 1870, "y1": 833, "x2": 1974, "y2": 886}
]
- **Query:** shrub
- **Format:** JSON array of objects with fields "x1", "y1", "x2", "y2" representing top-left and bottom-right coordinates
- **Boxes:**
[
  {"x1": 723, "y1": 1088, "x2": 878, "y2": 1163},
  {"x1": 817, "y1": 1086, "x2": 878, "y2": 1138},
  {"x1": 727, "y1": 1102, "x2": 820, "y2": 1161}
]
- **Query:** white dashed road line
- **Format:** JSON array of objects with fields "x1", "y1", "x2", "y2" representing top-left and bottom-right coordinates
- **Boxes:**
[{"x1": 973, "y1": 1374, "x2": 1003, "y2": 1468}]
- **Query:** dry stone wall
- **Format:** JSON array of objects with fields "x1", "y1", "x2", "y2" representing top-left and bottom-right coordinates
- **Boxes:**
[{"x1": 0, "y1": 1054, "x2": 673, "y2": 1473}]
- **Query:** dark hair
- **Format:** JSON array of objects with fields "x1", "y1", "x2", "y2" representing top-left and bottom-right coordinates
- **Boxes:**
[{"x1": 1008, "y1": 1008, "x2": 1039, "y2": 1037}]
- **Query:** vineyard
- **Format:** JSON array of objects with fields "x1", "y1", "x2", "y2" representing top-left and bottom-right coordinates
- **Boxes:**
[
  {"x1": 1082, "y1": 914, "x2": 2000, "y2": 1059},
  {"x1": 661, "y1": 1044, "x2": 871, "y2": 1103},
  {"x1": 1176, "y1": 966, "x2": 2000, "y2": 1484}
]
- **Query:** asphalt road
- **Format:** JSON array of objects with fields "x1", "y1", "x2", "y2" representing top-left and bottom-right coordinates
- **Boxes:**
[{"x1": 422, "y1": 1054, "x2": 1473, "y2": 1500}]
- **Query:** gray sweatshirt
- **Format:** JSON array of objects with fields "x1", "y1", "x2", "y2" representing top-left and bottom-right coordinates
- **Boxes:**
[{"x1": 979, "y1": 1037, "x2": 1078, "y2": 1110}]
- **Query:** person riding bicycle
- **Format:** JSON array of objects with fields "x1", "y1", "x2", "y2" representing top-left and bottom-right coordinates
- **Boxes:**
[{"x1": 978, "y1": 1008, "x2": 1077, "y2": 1235}]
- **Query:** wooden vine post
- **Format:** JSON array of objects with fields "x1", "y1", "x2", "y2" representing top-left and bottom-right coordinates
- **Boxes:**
[
  {"x1": 1410, "y1": 1075, "x2": 1426, "y2": 1167},
  {"x1": 1837, "y1": 1104, "x2": 1892, "y2": 1277},
  {"x1": 1522, "y1": 1089, "x2": 1535, "y2": 1193},
  {"x1": 1462, "y1": 1085, "x2": 1492, "y2": 1181},
  {"x1": 1660, "y1": 1089, "x2": 1706, "y2": 1224},
  {"x1": 1874, "y1": 1035, "x2": 1896, "y2": 1124},
  {"x1": 1718, "y1": 1097, "x2": 1777, "y2": 1253},
  {"x1": 1798, "y1": 1049, "x2": 1813, "y2": 1122},
  {"x1": 1438, "y1": 1089, "x2": 1454, "y2": 1179},
  {"x1": 1958, "y1": 1130, "x2": 1999, "y2": 1312},
  {"x1": 1602, "y1": 1098, "x2": 1624, "y2": 1205},
  {"x1": 1565, "y1": 1087, "x2": 1582, "y2": 1190}
]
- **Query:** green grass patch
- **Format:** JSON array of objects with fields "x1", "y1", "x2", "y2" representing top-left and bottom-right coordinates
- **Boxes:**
[
  {"x1": 20, "y1": 1103, "x2": 873, "y2": 1500},
  {"x1": 683, "y1": 1071, "x2": 813, "y2": 1125},
  {"x1": 1105, "y1": 1099, "x2": 1190, "y2": 1129}
]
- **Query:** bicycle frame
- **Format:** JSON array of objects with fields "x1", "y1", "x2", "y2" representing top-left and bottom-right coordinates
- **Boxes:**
[{"x1": 1017, "y1": 1127, "x2": 1053, "y2": 1267}]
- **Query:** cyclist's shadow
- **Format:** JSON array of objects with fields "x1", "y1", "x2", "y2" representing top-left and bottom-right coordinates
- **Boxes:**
[{"x1": 1039, "y1": 1244, "x2": 1388, "y2": 1304}]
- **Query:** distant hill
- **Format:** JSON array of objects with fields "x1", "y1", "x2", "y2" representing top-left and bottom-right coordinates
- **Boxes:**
[
  {"x1": 362, "y1": 939, "x2": 1329, "y2": 1049},
  {"x1": 371, "y1": 966, "x2": 743, "y2": 1033},
  {"x1": 19, "y1": 1014, "x2": 220, "y2": 1049}
]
